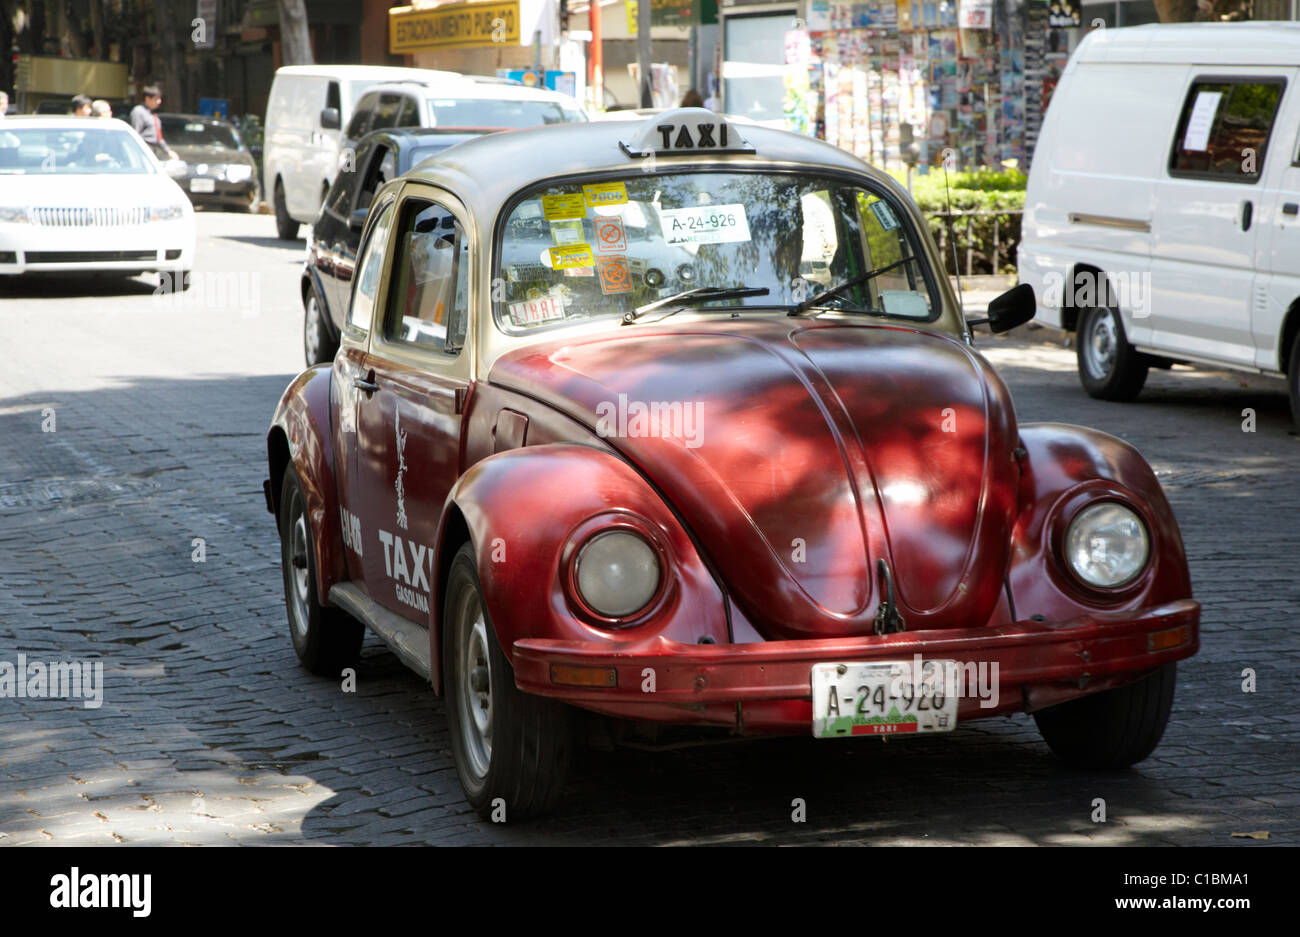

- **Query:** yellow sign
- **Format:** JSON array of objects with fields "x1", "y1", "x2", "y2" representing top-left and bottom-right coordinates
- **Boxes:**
[
  {"x1": 549, "y1": 245, "x2": 595, "y2": 269},
  {"x1": 389, "y1": 2, "x2": 520, "y2": 53},
  {"x1": 541, "y1": 193, "x2": 586, "y2": 220},
  {"x1": 583, "y1": 182, "x2": 628, "y2": 208}
]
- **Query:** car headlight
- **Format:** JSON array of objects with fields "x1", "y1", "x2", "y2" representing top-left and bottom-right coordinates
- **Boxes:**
[
  {"x1": 225, "y1": 164, "x2": 253, "y2": 182},
  {"x1": 150, "y1": 204, "x2": 186, "y2": 222},
  {"x1": 0, "y1": 207, "x2": 29, "y2": 223},
  {"x1": 575, "y1": 530, "x2": 661, "y2": 618},
  {"x1": 1064, "y1": 502, "x2": 1150, "y2": 589}
]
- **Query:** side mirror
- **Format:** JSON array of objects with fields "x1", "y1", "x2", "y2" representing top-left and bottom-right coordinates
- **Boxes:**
[
  {"x1": 969, "y1": 283, "x2": 1035, "y2": 334},
  {"x1": 320, "y1": 107, "x2": 341, "y2": 131},
  {"x1": 349, "y1": 208, "x2": 369, "y2": 230}
]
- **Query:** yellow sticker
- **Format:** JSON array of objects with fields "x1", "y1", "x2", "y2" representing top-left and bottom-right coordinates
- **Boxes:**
[
  {"x1": 541, "y1": 193, "x2": 586, "y2": 220},
  {"x1": 549, "y1": 244, "x2": 595, "y2": 269},
  {"x1": 582, "y1": 181, "x2": 628, "y2": 208}
]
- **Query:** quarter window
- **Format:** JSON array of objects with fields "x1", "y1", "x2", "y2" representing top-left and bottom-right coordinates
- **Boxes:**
[
  {"x1": 383, "y1": 200, "x2": 469, "y2": 353},
  {"x1": 350, "y1": 199, "x2": 397, "y2": 333},
  {"x1": 1169, "y1": 78, "x2": 1285, "y2": 182}
]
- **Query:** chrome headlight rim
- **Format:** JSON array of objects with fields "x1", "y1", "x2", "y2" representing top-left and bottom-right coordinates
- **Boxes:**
[
  {"x1": 1062, "y1": 499, "x2": 1151, "y2": 591},
  {"x1": 564, "y1": 515, "x2": 669, "y2": 628}
]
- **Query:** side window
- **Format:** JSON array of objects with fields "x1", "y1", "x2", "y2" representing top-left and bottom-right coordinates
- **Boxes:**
[
  {"x1": 1169, "y1": 78, "x2": 1285, "y2": 183},
  {"x1": 324, "y1": 142, "x2": 367, "y2": 218},
  {"x1": 326, "y1": 81, "x2": 341, "y2": 112},
  {"x1": 371, "y1": 94, "x2": 403, "y2": 132},
  {"x1": 355, "y1": 145, "x2": 392, "y2": 213},
  {"x1": 350, "y1": 199, "x2": 397, "y2": 333},
  {"x1": 396, "y1": 95, "x2": 421, "y2": 128},
  {"x1": 344, "y1": 94, "x2": 375, "y2": 139},
  {"x1": 383, "y1": 199, "x2": 470, "y2": 354}
]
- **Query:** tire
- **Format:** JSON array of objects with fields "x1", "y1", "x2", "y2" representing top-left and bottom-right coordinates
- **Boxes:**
[
  {"x1": 1077, "y1": 303, "x2": 1149, "y2": 401},
  {"x1": 1288, "y1": 328, "x2": 1300, "y2": 431},
  {"x1": 442, "y1": 543, "x2": 572, "y2": 820},
  {"x1": 274, "y1": 179, "x2": 299, "y2": 240},
  {"x1": 279, "y1": 466, "x2": 363, "y2": 676},
  {"x1": 1033, "y1": 663, "x2": 1176, "y2": 769},
  {"x1": 303, "y1": 286, "x2": 338, "y2": 366}
]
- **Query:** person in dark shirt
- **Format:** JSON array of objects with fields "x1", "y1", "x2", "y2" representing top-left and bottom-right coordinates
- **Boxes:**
[{"x1": 130, "y1": 86, "x2": 177, "y2": 159}]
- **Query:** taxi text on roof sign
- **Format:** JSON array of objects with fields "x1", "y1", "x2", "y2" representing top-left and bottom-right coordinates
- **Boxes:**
[
  {"x1": 620, "y1": 108, "x2": 755, "y2": 159},
  {"x1": 389, "y1": 1, "x2": 519, "y2": 53}
]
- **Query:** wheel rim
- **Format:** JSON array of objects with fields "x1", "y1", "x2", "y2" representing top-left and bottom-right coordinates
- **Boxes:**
[
  {"x1": 1083, "y1": 308, "x2": 1119, "y2": 379},
  {"x1": 287, "y1": 494, "x2": 311, "y2": 638},
  {"x1": 304, "y1": 294, "x2": 322, "y2": 363},
  {"x1": 455, "y1": 588, "x2": 493, "y2": 781}
]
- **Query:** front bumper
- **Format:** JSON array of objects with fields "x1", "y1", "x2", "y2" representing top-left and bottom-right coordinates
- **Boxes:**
[
  {"x1": 0, "y1": 218, "x2": 194, "y2": 275},
  {"x1": 182, "y1": 176, "x2": 257, "y2": 208},
  {"x1": 512, "y1": 599, "x2": 1200, "y2": 733}
]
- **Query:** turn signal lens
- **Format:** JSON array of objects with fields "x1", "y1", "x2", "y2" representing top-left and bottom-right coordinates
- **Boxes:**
[{"x1": 550, "y1": 665, "x2": 618, "y2": 688}]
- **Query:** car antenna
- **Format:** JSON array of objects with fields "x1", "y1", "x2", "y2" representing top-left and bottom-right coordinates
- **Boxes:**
[{"x1": 942, "y1": 153, "x2": 965, "y2": 323}]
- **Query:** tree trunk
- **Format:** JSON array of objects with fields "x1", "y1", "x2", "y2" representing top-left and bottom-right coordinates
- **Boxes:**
[
  {"x1": 277, "y1": 0, "x2": 314, "y2": 66},
  {"x1": 89, "y1": 0, "x2": 107, "y2": 60},
  {"x1": 1153, "y1": 0, "x2": 1199, "y2": 20},
  {"x1": 152, "y1": 0, "x2": 184, "y2": 106}
]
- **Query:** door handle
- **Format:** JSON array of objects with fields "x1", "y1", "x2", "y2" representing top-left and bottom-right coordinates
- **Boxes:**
[
  {"x1": 1241, "y1": 200, "x2": 1253, "y2": 231},
  {"x1": 1283, "y1": 202, "x2": 1299, "y2": 217},
  {"x1": 354, "y1": 373, "x2": 378, "y2": 394}
]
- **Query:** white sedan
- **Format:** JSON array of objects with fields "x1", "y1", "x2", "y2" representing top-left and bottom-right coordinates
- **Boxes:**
[{"x1": 0, "y1": 116, "x2": 195, "y2": 285}]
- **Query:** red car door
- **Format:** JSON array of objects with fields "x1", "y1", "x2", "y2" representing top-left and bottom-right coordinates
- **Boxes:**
[{"x1": 352, "y1": 186, "x2": 473, "y2": 622}]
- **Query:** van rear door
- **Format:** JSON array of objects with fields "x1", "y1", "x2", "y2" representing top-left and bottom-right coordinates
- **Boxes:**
[
  {"x1": 1255, "y1": 84, "x2": 1300, "y2": 373},
  {"x1": 1148, "y1": 70, "x2": 1291, "y2": 367}
]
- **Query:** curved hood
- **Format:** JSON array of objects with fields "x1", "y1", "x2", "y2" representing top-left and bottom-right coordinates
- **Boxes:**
[{"x1": 490, "y1": 319, "x2": 1020, "y2": 639}]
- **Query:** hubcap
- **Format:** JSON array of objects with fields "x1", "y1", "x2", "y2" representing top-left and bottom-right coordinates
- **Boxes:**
[
  {"x1": 304, "y1": 295, "x2": 321, "y2": 362},
  {"x1": 1084, "y1": 308, "x2": 1118, "y2": 379},
  {"x1": 287, "y1": 497, "x2": 311, "y2": 638},
  {"x1": 456, "y1": 591, "x2": 493, "y2": 781}
]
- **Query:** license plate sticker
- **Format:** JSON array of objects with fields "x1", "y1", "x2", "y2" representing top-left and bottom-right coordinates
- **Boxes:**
[
  {"x1": 811, "y1": 660, "x2": 959, "y2": 738},
  {"x1": 190, "y1": 178, "x2": 215, "y2": 193}
]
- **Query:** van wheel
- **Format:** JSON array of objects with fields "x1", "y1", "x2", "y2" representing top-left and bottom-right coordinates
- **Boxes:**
[
  {"x1": 303, "y1": 287, "x2": 338, "y2": 366},
  {"x1": 1033, "y1": 663, "x2": 1176, "y2": 768},
  {"x1": 279, "y1": 466, "x2": 362, "y2": 676},
  {"x1": 274, "y1": 179, "x2": 299, "y2": 240},
  {"x1": 443, "y1": 543, "x2": 572, "y2": 820},
  {"x1": 1077, "y1": 304, "x2": 1148, "y2": 401},
  {"x1": 1288, "y1": 329, "x2": 1300, "y2": 430}
]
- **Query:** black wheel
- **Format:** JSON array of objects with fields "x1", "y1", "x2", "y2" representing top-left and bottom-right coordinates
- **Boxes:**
[
  {"x1": 279, "y1": 466, "x2": 362, "y2": 676},
  {"x1": 442, "y1": 543, "x2": 572, "y2": 819},
  {"x1": 1033, "y1": 663, "x2": 1176, "y2": 768},
  {"x1": 303, "y1": 286, "x2": 338, "y2": 366},
  {"x1": 1288, "y1": 328, "x2": 1300, "y2": 431},
  {"x1": 274, "y1": 178, "x2": 299, "y2": 240},
  {"x1": 1077, "y1": 303, "x2": 1149, "y2": 401}
]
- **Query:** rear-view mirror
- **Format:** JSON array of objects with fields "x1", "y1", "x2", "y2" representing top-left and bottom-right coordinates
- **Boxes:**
[
  {"x1": 320, "y1": 107, "x2": 341, "y2": 131},
  {"x1": 969, "y1": 283, "x2": 1036, "y2": 334}
]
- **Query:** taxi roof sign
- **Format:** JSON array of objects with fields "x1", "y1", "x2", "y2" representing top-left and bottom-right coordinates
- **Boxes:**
[{"x1": 620, "y1": 108, "x2": 755, "y2": 159}]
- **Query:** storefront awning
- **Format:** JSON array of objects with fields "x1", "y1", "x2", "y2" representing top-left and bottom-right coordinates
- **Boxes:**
[{"x1": 389, "y1": 0, "x2": 558, "y2": 53}]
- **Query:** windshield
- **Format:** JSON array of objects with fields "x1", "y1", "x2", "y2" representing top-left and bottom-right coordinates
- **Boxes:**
[
  {"x1": 0, "y1": 127, "x2": 155, "y2": 174},
  {"x1": 428, "y1": 98, "x2": 585, "y2": 128},
  {"x1": 494, "y1": 170, "x2": 938, "y2": 333},
  {"x1": 160, "y1": 117, "x2": 241, "y2": 150}
]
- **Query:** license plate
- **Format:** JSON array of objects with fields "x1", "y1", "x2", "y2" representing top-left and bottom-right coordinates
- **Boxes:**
[
  {"x1": 812, "y1": 660, "x2": 959, "y2": 738},
  {"x1": 190, "y1": 178, "x2": 215, "y2": 193}
]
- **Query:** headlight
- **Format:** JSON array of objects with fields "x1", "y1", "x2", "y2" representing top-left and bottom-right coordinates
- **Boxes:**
[
  {"x1": 575, "y1": 530, "x2": 660, "y2": 618},
  {"x1": 225, "y1": 164, "x2": 253, "y2": 182},
  {"x1": 163, "y1": 159, "x2": 188, "y2": 179},
  {"x1": 0, "y1": 207, "x2": 29, "y2": 223},
  {"x1": 1064, "y1": 502, "x2": 1150, "y2": 589},
  {"x1": 151, "y1": 204, "x2": 186, "y2": 222}
]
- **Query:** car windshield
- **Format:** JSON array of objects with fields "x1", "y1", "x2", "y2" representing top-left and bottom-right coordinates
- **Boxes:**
[
  {"x1": 160, "y1": 117, "x2": 241, "y2": 150},
  {"x1": 494, "y1": 170, "x2": 938, "y2": 333},
  {"x1": 0, "y1": 127, "x2": 154, "y2": 174},
  {"x1": 428, "y1": 98, "x2": 584, "y2": 128}
]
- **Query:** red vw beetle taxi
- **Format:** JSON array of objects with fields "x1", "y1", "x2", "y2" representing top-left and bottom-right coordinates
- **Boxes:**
[{"x1": 264, "y1": 109, "x2": 1200, "y2": 819}]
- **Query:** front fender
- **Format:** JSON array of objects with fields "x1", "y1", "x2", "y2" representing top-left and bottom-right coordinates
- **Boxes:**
[
  {"x1": 267, "y1": 365, "x2": 345, "y2": 606},
  {"x1": 1009, "y1": 422, "x2": 1193, "y2": 621},
  {"x1": 435, "y1": 443, "x2": 730, "y2": 684}
]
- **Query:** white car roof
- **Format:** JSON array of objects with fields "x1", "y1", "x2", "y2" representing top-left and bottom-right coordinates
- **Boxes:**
[
  {"x1": 273, "y1": 64, "x2": 462, "y2": 83},
  {"x1": 2, "y1": 115, "x2": 136, "y2": 131},
  {"x1": 361, "y1": 79, "x2": 582, "y2": 108},
  {"x1": 1076, "y1": 21, "x2": 1300, "y2": 66}
]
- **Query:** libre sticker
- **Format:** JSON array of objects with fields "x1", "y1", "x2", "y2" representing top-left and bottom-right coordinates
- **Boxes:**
[
  {"x1": 508, "y1": 289, "x2": 565, "y2": 326},
  {"x1": 549, "y1": 244, "x2": 595, "y2": 270},
  {"x1": 658, "y1": 203, "x2": 751, "y2": 245},
  {"x1": 869, "y1": 199, "x2": 899, "y2": 231},
  {"x1": 550, "y1": 220, "x2": 585, "y2": 245},
  {"x1": 583, "y1": 181, "x2": 628, "y2": 208},
  {"x1": 541, "y1": 193, "x2": 586, "y2": 221},
  {"x1": 597, "y1": 254, "x2": 632, "y2": 294},
  {"x1": 593, "y1": 216, "x2": 627, "y2": 253}
]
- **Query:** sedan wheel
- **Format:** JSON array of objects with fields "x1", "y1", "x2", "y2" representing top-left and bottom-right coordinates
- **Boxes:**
[
  {"x1": 303, "y1": 289, "x2": 338, "y2": 366},
  {"x1": 1076, "y1": 303, "x2": 1148, "y2": 401},
  {"x1": 442, "y1": 543, "x2": 572, "y2": 819}
]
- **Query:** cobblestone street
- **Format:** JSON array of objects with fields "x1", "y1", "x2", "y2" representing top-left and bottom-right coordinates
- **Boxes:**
[{"x1": 1, "y1": 213, "x2": 1296, "y2": 845}]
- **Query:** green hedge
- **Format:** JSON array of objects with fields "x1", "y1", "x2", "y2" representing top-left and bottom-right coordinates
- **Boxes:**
[{"x1": 888, "y1": 168, "x2": 1026, "y2": 276}]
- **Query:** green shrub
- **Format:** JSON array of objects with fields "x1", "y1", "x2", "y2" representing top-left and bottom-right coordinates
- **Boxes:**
[{"x1": 888, "y1": 169, "x2": 1026, "y2": 275}]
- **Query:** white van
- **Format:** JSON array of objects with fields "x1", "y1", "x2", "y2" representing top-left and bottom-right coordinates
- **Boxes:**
[
  {"x1": 1018, "y1": 22, "x2": 1300, "y2": 425},
  {"x1": 263, "y1": 65, "x2": 457, "y2": 239}
]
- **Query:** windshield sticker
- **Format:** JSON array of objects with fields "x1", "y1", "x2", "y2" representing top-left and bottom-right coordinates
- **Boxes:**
[
  {"x1": 518, "y1": 201, "x2": 542, "y2": 220},
  {"x1": 869, "y1": 199, "x2": 899, "y2": 231},
  {"x1": 507, "y1": 261, "x2": 549, "y2": 282},
  {"x1": 550, "y1": 220, "x2": 585, "y2": 245},
  {"x1": 658, "y1": 203, "x2": 751, "y2": 245},
  {"x1": 542, "y1": 193, "x2": 586, "y2": 221},
  {"x1": 593, "y1": 216, "x2": 627, "y2": 253},
  {"x1": 597, "y1": 255, "x2": 632, "y2": 294},
  {"x1": 508, "y1": 288, "x2": 566, "y2": 326},
  {"x1": 549, "y1": 244, "x2": 595, "y2": 269},
  {"x1": 583, "y1": 181, "x2": 628, "y2": 208}
]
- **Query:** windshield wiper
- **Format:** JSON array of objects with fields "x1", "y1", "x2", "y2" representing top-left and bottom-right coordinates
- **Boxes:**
[
  {"x1": 789, "y1": 256, "x2": 916, "y2": 316},
  {"x1": 624, "y1": 285, "x2": 770, "y2": 324}
]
